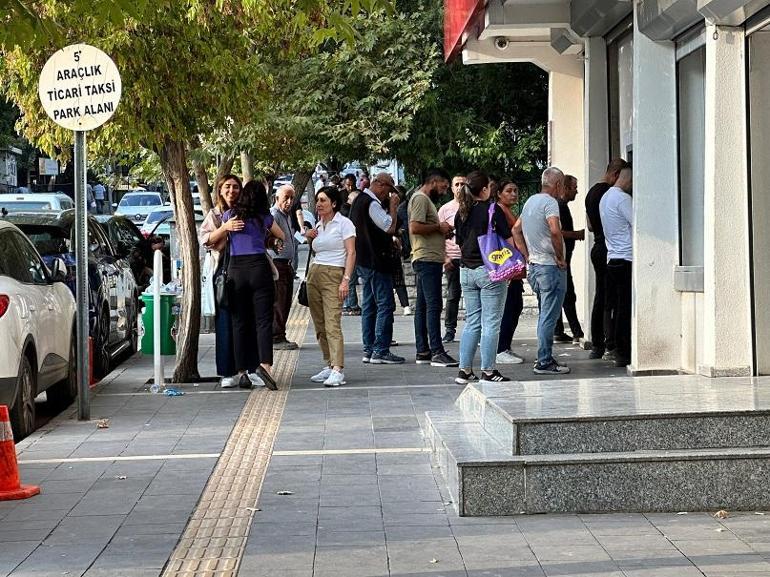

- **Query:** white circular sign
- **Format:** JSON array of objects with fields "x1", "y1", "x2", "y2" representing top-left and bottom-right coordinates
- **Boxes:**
[{"x1": 38, "y1": 44, "x2": 122, "y2": 131}]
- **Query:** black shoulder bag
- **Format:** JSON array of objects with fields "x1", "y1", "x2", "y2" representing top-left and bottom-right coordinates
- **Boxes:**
[
  {"x1": 214, "y1": 236, "x2": 231, "y2": 308},
  {"x1": 297, "y1": 244, "x2": 313, "y2": 307}
]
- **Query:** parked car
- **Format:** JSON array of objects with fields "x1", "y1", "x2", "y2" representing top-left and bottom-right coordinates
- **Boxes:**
[
  {"x1": 0, "y1": 193, "x2": 75, "y2": 214},
  {"x1": 0, "y1": 221, "x2": 77, "y2": 439},
  {"x1": 114, "y1": 191, "x2": 166, "y2": 225},
  {"x1": 140, "y1": 207, "x2": 204, "y2": 239},
  {"x1": 2, "y1": 211, "x2": 139, "y2": 379},
  {"x1": 95, "y1": 214, "x2": 154, "y2": 292}
]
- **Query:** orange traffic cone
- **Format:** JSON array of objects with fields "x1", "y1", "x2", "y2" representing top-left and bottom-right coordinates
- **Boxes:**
[{"x1": 0, "y1": 405, "x2": 40, "y2": 500}]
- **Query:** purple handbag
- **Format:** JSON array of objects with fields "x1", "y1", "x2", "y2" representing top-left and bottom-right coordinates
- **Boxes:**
[{"x1": 477, "y1": 203, "x2": 526, "y2": 282}]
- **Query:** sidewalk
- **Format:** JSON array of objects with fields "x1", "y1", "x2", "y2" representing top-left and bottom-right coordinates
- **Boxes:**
[{"x1": 3, "y1": 309, "x2": 770, "y2": 577}]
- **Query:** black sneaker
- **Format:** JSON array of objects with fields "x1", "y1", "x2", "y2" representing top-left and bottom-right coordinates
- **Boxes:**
[
  {"x1": 431, "y1": 352, "x2": 459, "y2": 367},
  {"x1": 480, "y1": 370, "x2": 510, "y2": 383},
  {"x1": 554, "y1": 333, "x2": 573, "y2": 343},
  {"x1": 370, "y1": 351, "x2": 405, "y2": 364},
  {"x1": 415, "y1": 351, "x2": 432, "y2": 365},
  {"x1": 390, "y1": 340, "x2": 399, "y2": 347},
  {"x1": 589, "y1": 349, "x2": 604, "y2": 359},
  {"x1": 455, "y1": 369, "x2": 478, "y2": 385},
  {"x1": 442, "y1": 332, "x2": 455, "y2": 344},
  {"x1": 533, "y1": 361, "x2": 571, "y2": 375}
]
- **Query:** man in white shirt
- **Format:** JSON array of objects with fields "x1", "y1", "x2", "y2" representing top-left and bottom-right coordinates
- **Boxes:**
[
  {"x1": 513, "y1": 166, "x2": 569, "y2": 375},
  {"x1": 599, "y1": 165, "x2": 633, "y2": 368}
]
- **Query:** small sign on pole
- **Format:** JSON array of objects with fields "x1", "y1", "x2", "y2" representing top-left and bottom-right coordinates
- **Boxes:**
[{"x1": 38, "y1": 44, "x2": 122, "y2": 422}]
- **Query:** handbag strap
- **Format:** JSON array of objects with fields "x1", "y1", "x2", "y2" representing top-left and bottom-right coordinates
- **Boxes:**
[
  {"x1": 486, "y1": 201, "x2": 496, "y2": 233},
  {"x1": 221, "y1": 232, "x2": 231, "y2": 271}
]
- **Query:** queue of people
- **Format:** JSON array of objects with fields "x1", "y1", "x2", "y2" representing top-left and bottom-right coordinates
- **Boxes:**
[{"x1": 200, "y1": 161, "x2": 633, "y2": 391}]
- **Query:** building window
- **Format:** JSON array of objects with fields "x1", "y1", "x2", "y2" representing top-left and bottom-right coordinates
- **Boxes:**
[{"x1": 677, "y1": 45, "x2": 705, "y2": 267}]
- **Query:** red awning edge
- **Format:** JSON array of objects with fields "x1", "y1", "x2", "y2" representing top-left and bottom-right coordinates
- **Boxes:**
[{"x1": 444, "y1": 0, "x2": 486, "y2": 61}]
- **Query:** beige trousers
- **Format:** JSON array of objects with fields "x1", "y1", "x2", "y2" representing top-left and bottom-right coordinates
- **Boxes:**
[{"x1": 307, "y1": 264, "x2": 345, "y2": 368}]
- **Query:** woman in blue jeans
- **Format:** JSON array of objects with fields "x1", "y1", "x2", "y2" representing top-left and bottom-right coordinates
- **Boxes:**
[{"x1": 454, "y1": 171, "x2": 514, "y2": 384}]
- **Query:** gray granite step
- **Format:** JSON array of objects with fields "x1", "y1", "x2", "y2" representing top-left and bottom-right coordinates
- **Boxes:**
[
  {"x1": 426, "y1": 410, "x2": 770, "y2": 515},
  {"x1": 455, "y1": 377, "x2": 770, "y2": 454}
]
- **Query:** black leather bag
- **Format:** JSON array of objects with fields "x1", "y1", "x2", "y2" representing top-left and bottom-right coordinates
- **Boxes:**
[
  {"x1": 297, "y1": 246, "x2": 313, "y2": 307},
  {"x1": 214, "y1": 237, "x2": 230, "y2": 308}
]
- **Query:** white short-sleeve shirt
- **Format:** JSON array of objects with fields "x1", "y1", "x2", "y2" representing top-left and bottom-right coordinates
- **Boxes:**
[
  {"x1": 312, "y1": 211, "x2": 357, "y2": 267},
  {"x1": 599, "y1": 186, "x2": 633, "y2": 262}
]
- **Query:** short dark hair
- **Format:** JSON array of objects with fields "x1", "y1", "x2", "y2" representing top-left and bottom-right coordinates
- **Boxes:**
[
  {"x1": 606, "y1": 158, "x2": 629, "y2": 175},
  {"x1": 344, "y1": 174, "x2": 356, "y2": 185},
  {"x1": 317, "y1": 186, "x2": 342, "y2": 212},
  {"x1": 423, "y1": 168, "x2": 451, "y2": 185}
]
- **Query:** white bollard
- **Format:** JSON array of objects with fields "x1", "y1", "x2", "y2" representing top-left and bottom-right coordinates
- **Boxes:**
[{"x1": 151, "y1": 249, "x2": 164, "y2": 393}]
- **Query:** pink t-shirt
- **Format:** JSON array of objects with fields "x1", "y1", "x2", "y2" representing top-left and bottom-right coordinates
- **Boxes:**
[{"x1": 437, "y1": 200, "x2": 461, "y2": 260}]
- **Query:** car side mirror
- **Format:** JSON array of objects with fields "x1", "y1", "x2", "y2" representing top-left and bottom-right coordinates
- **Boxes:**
[
  {"x1": 112, "y1": 202, "x2": 118, "y2": 208},
  {"x1": 50, "y1": 257, "x2": 68, "y2": 283},
  {"x1": 164, "y1": 201, "x2": 171, "y2": 206}
]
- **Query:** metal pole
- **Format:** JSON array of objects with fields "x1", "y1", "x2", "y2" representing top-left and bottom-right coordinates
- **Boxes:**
[
  {"x1": 151, "y1": 249, "x2": 164, "y2": 393},
  {"x1": 74, "y1": 131, "x2": 90, "y2": 421}
]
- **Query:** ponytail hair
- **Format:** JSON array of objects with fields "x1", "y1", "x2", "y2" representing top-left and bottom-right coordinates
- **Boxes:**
[{"x1": 458, "y1": 170, "x2": 489, "y2": 220}]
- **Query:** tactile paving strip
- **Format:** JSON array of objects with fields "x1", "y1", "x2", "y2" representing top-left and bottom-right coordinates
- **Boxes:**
[{"x1": 161, "y1": 301, "x2": 310, "y2": 577}]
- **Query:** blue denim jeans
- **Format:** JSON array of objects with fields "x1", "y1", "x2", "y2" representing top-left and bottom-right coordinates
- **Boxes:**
[
  {"x1": 528, "y1": 263, "x2": 567, "y2": 366},
  {"x1": 357, "y1": 265, "x2": 395, "y2": 355},
  {"x1": 343, "y1": 267, "x2": 359, "y2": 309},
  {"x1": 413, "y1": 260, "x2": 445, "y2": 355},
  {"x1": 459, "y1": 266, "x2": 507, "y2": 371}
]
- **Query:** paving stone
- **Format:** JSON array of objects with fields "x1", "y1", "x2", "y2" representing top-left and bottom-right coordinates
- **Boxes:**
[
  {"x1": 314, "y1": 544, "x2": 388, "y2": 577},
  {"x1": 0, "y1": 541, "x2": 39, "y2": 575},
  {"x1": 43, "y1": 514, "x2": 125, "y2": 546}
]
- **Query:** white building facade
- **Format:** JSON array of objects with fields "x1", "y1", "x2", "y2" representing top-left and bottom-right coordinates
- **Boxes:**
[{"x1": 447, "y1": 0, "x2": 770, "y2": 376}]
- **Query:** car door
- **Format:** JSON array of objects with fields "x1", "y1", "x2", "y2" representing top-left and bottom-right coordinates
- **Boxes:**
[
  {"x1": 8, "y1": 231, "x2": 56, "y2": 378},
  {"x1": 87, "y1": 221, "x2": 121, "y2": 346}
]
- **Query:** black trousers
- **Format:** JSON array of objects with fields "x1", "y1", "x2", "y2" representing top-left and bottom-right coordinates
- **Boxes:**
[
  {"x1": 607, "y1": 258, "x2": 632, "y2": 361},
  {"x1": 497, "y1": 280, "x2": 524, "y2": 353},
  {"x1": 555, "y1": 256, "x2": 583, "y2": 338},
  {"x1": 229, "y1": 254, "x2": 274, "y2": 372},
  {"x1": 272, "y1": 260, "x2": 294, "y2": 342},
  {"x1": 590, "y1": 243, "x2": 615, "y2": 353}
]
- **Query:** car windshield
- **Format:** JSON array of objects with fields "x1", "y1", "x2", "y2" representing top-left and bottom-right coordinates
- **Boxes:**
[
  {"x1": 0, "y1": 201, "x2": 52, "y2": 211},
  {"x1": 18, "y1": 226, "x2": 71, "y2": 256},
  {"x1": 119, "y1": 194, "x2": 161, "y2": 207},
  {"x1": 146, "y1": 210, "x2": 173, "y2": 224}
]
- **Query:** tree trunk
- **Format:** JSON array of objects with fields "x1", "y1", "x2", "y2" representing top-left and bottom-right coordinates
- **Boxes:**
[
  {"x1": 291, "y1": 169, "x2": 314, "y2": 213},
  {"x1": 158, "y1": 139, "x2": 201, "y2": 383},
  {"x1": 212, "y1": 155, "x2": 234, "y2": 209},
  {"x1": 241, "y1": 151, "x2": 253, "y2": 184},
  {"x1": 192, "y1": 157, "x2": 212, "y2": 214}
]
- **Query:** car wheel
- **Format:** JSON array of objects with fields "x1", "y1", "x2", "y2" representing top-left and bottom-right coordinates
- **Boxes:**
[
  {"x1": 93, "y1": 308, "x2": 111, "y2": 380},
  {"x1": 47, "y1": 327, "x2": 78, "y2": 408},
  {"x1": 10, "y1": 354, "x2": 36, "y2": 440}
]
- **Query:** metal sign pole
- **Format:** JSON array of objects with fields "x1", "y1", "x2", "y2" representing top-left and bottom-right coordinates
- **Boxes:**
[{"x1": 74, "y1": 130, "x2": 90, "y2": 421}]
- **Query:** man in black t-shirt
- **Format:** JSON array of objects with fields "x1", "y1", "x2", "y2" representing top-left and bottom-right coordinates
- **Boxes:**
[
  {"x1": 585, "y1": 158, "x2": 629, "y2": 359},
  {"x1": 554, "y1": 175, "x2": 585, "y2": 343}
]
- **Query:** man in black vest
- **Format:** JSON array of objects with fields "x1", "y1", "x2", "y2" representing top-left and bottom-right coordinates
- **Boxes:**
[{"x1": 349, "y1": 172, "x2": 405, "y2": 364}]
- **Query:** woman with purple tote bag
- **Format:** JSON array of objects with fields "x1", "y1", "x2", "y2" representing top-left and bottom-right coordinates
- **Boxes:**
[{"x1": 453, "y1": 171, "x2": 520, "y2": 386}]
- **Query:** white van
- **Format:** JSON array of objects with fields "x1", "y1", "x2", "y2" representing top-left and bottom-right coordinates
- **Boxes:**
[{"x1": 0, "y1": 193, "x2": 75, "y2": 213}]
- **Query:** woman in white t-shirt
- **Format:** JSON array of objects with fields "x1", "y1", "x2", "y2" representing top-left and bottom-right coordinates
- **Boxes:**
[{"x1": 304, "y1": 186, "x2": 357, "y2": 387}]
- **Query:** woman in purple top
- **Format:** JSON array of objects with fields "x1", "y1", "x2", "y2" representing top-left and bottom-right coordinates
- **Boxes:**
[{"x1": 223, "y1": 180, "x2": 285, "y2": 390}]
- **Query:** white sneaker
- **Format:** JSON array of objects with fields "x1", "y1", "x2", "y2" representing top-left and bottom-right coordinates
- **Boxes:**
[
  {"x1": 247, "y1": 372, "x2": 266, "y2": 387},
  {"x1": 403, "y1": 306, "x2": 412, "y2": 316},
  {"x1": 220, "y1": 376, "x2": 237, "y2": 388},
  {"x1": 323, "y1": 369, "x2": 346, "y2": 387},
  {"x1": 496, "y1": 350, "x2": 524, "y2": 365},
  {"x1": 311, "y1": 367, "x2": 333, "y2": 383}
]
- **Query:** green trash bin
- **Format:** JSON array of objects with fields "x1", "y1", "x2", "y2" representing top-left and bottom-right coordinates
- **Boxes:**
[{"x1": 139, "y1": 293, "x2": 179, "y2": 355}]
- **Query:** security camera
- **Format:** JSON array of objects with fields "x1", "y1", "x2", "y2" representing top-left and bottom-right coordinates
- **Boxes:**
[{"x1": 494, "y1": 37, "x2": 509, "y2": 51}]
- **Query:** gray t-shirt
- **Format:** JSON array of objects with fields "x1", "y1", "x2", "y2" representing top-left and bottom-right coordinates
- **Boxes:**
[{"x1": 521, "y1": 193, "x2": 562, "y2": 265}]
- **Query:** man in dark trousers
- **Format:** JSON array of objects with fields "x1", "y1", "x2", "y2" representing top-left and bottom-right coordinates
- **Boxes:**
[
  {"x1": 349, "y1": 172, "x2": 404, "y2": 365},
  {"x1": 585, "y1": 158, "x2": 628, "y2": 360},
  {"x1": 270, "y1": 185, "x2": 299, "y2": 350},
  {"x1": 554, "y1": 174, "x2": 585, "y2": 343}
]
